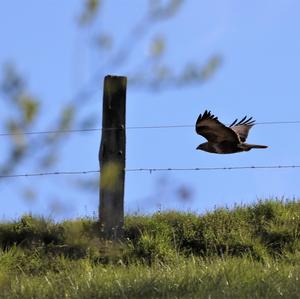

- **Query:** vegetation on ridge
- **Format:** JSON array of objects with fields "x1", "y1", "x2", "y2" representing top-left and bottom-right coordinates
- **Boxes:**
[{"x1": 0, "y1": 199, "x2": 299, "y2": 298}]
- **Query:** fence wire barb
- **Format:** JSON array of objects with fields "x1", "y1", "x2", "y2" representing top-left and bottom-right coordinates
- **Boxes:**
[
  {"x1": 1, "y1": 120, "x2": 300, "y2": 137},
  {"x1": 1, "y1": 165, "x2": 300, "y2": 179}
]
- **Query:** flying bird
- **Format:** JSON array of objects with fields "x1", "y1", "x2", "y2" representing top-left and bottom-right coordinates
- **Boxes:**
[{"x1": 195, "y1": 110, "x2": 268, "y2": 154}]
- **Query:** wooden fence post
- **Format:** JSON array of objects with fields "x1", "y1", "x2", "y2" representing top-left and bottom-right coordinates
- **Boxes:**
[{"x1": 99, "y1": 75, "x2": 127, "y2": 240}]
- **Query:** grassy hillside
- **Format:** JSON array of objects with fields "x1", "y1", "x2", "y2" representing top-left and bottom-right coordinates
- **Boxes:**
[{"x1": 0, "y1": 199, "x2": 299, "y2": 298}]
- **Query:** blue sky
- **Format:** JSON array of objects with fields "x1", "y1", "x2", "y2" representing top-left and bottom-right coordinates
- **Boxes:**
[{"x1": 0, "y1": 1, "x2": 300, "y2": 219}]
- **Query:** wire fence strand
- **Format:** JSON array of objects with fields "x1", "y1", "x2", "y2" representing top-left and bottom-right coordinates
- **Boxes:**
[
  {"x1": 1, "y1": 120, "x2": 300, "y2": 137},
  {"x1": 0, "y1": 170, "x2": 100, "y2": 178},
  {"x1": 1, "y1": 165, "x2": 300, "y2": 179}
]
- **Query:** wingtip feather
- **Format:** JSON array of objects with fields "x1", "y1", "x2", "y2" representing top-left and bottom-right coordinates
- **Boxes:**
[{"x1": 231, "y1": 115, "x2": 256, "y2": 127}]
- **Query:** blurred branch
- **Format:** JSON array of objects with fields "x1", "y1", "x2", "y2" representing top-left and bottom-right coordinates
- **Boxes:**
[{"x1": 128, "y1": 55, "x2": 222, "y2": 91}]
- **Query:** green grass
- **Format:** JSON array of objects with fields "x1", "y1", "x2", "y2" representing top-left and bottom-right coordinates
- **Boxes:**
[{"x1": 0, "y1": 199, "x2": 299, "y2": 298}]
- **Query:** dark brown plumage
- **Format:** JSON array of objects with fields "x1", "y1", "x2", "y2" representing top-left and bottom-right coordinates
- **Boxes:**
[{"x1": 195, "y1": 110, "x2": 268, "y2": 154}]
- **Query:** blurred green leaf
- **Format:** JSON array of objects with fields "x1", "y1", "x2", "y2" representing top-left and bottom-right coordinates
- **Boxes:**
[
  {"x1": 165, "y1": 0, "x2": 183, "y2": 17},
  {"x1": 200, "y1": 55, "x2": 222, "y2": 80},
  {"x1": 19, "y1": 95, "x2": 39, "y2": 124},
  {"x1": 149, "y1": 0, "x2": 183, "y2": 19},
  {"x1": 1, "y1": 64, "x2": 24, "y2": 100},
  {"x1": 79, "y1": 0, "x2": 101, "y2": 25},
  {"x1": 6, "y1": 120, "x2": 26, "y2": 148},
  {"x1": 60, "y1": 105, "x2": 75, "y2": 130},
  {"x1": 150, "y1": 36, "x2": 165, "y2": 57}
]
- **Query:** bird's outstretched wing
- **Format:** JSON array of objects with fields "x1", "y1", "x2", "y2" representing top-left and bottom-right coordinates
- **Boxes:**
[
  {"x1": 229, "y1": 116, "x2": 255, "y2": 142},
  {"x1": 195, "y1": 110, "x2": 239, "y2": 143}
]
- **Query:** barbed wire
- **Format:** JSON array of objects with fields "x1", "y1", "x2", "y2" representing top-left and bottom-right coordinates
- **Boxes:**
[
  {"x1": 126, "y1": 165, "x2": 300, "y2": 172},
  {"x1": 1, "y1": 165, "x2": 300, "y2": 179},
  {"x1": 0, "y1": 170, "x2": 100, "y2": 178},
  {"x1": 1, "y1": 120, "x2": 300, "y2": 137}
]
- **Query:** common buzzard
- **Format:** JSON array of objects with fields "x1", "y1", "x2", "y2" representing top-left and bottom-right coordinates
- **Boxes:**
[{"x1": 195, "y1": 110, "x2": 268, "y2": 154}]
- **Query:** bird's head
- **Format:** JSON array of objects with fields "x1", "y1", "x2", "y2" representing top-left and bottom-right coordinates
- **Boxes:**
[
  {"x1": 196, "y1": 143, "x2": 205, "y2": 151},
  {"x1": 196, "y1": 142, "x2": 218, "y2": 153},
  {"x1": 196, "y1": 142, "x2": 210, "y2": 152}
]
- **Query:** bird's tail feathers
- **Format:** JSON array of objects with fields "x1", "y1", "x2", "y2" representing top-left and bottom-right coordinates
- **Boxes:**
[{"x1": 243, "y1": 144, "x2": 268, "y2": 149}]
